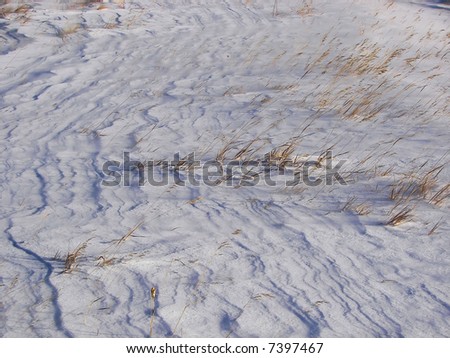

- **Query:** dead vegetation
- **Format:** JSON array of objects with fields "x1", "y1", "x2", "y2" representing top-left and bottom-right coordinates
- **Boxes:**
[
  {"x1": 389, "y1": 165, "x2": 447, "y2": 205},
  {"x1": 96, "y1": 255, "x2": 115, "y2": 267},
  {"x1": 0, "y1": 3, "x2": 31, "y2": 23},
  {"x1": 64, "y1": 241, "x2": 88, "y2": 273},
  {"x1": 0, "y1": 4, "x2": 31, "y2": 18},
  {"x1": 297, "y1": 0, "x2": 314, "y2": 17},
  {"x1": 55, "y1": 23, "x2": 82, "y2": 41},
  {"x1": 387, "y1": 206, "x2": 414, "y2": 226},
  {"x1": 342, "y1": 197, "x2": 371, "y2": 216},
  {"x1": 429, "y1": 183, "x2": 450, "y2": 206},
  {"x1": 116, "y1": 221, "x2": 144, "y2": 246}
]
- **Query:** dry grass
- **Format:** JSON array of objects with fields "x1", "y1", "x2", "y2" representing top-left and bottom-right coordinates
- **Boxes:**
[
  {"x1": 389, "y1": 178, "x2": 420, "y2": 202},
  {"x1": 149, "y1": 287, "x2": 157, "y2": 337},
  {"x1": 97, "y1": 4, "x2": 110, "y2": 11},
  {"x1": 297, "y1": 0, "x2": 314, "y2": 17},
  {"x1": 354, "y1": 203, "x2": 371, "y2": 216},
  {"x1": 342, "y1": 196, "x2": 357, "y2": 212},
  {"x1": 216, "y1": 141, "x2": 235, "y2": 163},
  {"x1": 387, "y1": 206, "x2": 414, "y2": 226},
  {"x1": 56, "y1": 24, "x2": 82, "y2": 41},
  {"x1": 297, "y1": 26, "x2": 427, "y2": 122},
  {"x1": 64, "y1": 242, "x2": 88, "y2": 273},
  {"x1": 389, "y1": 165, "x2": 445, "y2": 204},
  {"x1": 104, "y1": 22, "x2": 118, "y2": 29},
  {"x1": 187, "y1": 196, "x2": 203, "y2": 205},
  {"x1": 342, "y1": 197, "x2": 371, "y2": 216},
  {"x1": 302, "y1": 48, "x2": 331, "y2": 79},
  {"x1": 0, "y1": 3, "x2": 32, "y2": 23},
  {"x1": 171, "y1": 304, "x2": 189, "y2": 337},
  {"x1": 96, "y1": 255, "x2": 115, "y2": 267},
  {"x1": 216, "y1": 138, "x2": 265, "y2": 164},
  {"x1": 428, "y1": 218, "x2": 443, "y2": 236},
  {"x1": 266, "y1": 141, "x2": 298, "y2": 169},
  {"x1": 211, "y1": 136, "x2": 308, "y2": 187},
  {"x1": 116, "y1": 221, "x2": 144, "y2": 246},
  {"x1": 429, "y1": 183, "x2": 450, "y2": 206},
  {"x1": 0, "y1": 4, "x2": 31, "y2": 18}
]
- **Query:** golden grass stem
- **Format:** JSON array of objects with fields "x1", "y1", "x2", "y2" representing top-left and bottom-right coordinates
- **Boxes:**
[
  {"x1": 149, "y1": 287, "x2": 157, "y2": 338},
  {"x1": 172, "y1": 304, "x2": 189, "y2": 337}
]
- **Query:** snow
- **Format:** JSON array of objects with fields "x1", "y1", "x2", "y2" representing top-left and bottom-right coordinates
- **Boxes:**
[{"x1": 0, "y1": 0, "x2": 449, "y2": 337}]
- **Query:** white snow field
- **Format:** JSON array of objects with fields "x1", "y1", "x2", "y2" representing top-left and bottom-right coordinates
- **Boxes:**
[{"x1": 0, "y1": 0, "x2": 449, "y2": 338}]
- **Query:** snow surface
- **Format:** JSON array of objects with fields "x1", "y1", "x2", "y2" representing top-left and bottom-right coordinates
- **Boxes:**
[{"x1": 0, "y1": 0, "x2": 449, "y2": 337}]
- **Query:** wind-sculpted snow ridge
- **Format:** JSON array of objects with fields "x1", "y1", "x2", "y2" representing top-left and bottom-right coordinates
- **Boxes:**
[{"x1": 0, "y1": 0, "x2": 449, "y2": 337}]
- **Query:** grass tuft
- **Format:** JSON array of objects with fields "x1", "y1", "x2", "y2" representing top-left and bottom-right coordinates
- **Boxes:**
[
  {"x1": 56, "y1": 23, "x2": 81, "y2": 41},
  {"x1": 429, "y1": 183, "x2": 450, "y2": 206},
  {"x1": 0, "y1": 4, "x2": 31, "y2": 18},
  {"x1": 387, "y1": 206, "x2": 413, "y2": 226},
  {"x1": 96, "y1": 255, "x2": 115, "y2": 267},
  {"x1": 64, "y1": 242, "x2": 88, "y2": 273}
]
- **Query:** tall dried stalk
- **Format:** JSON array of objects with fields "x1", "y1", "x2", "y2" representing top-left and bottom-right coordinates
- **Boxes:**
[{"x1": 149, "y1": 287, "x2": 157, "y2": 338}]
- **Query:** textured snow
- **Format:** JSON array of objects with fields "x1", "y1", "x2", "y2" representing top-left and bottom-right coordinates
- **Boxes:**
[{"x1": 0, "y1": 0, "x2": 449, "y2": 337}]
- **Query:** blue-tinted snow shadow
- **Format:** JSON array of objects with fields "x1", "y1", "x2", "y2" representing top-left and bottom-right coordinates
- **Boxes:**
[
  {"x1": 268, "y1": 280, "x2": 321, "y2": 338},
  {"x1": 4, "y1": 218, "x2": 74, "y2": 337}
]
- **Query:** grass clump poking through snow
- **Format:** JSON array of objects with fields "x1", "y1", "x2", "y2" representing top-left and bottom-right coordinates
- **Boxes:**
[
  {"x1": 55, "y1": 23, "x2": 82, "y2": 41},
  {"x1": 429, "y1": 184, "x2": 450, "y2": 206},
  {"x1": 63, "y1": 241, "x2": 88, "y2": 273},
  {"x1": 0, "y1": 3, "x2": 30, "y2": 17},
  {"x1": 387, "y1": 206, "x2": 414, "y2": 227}
]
